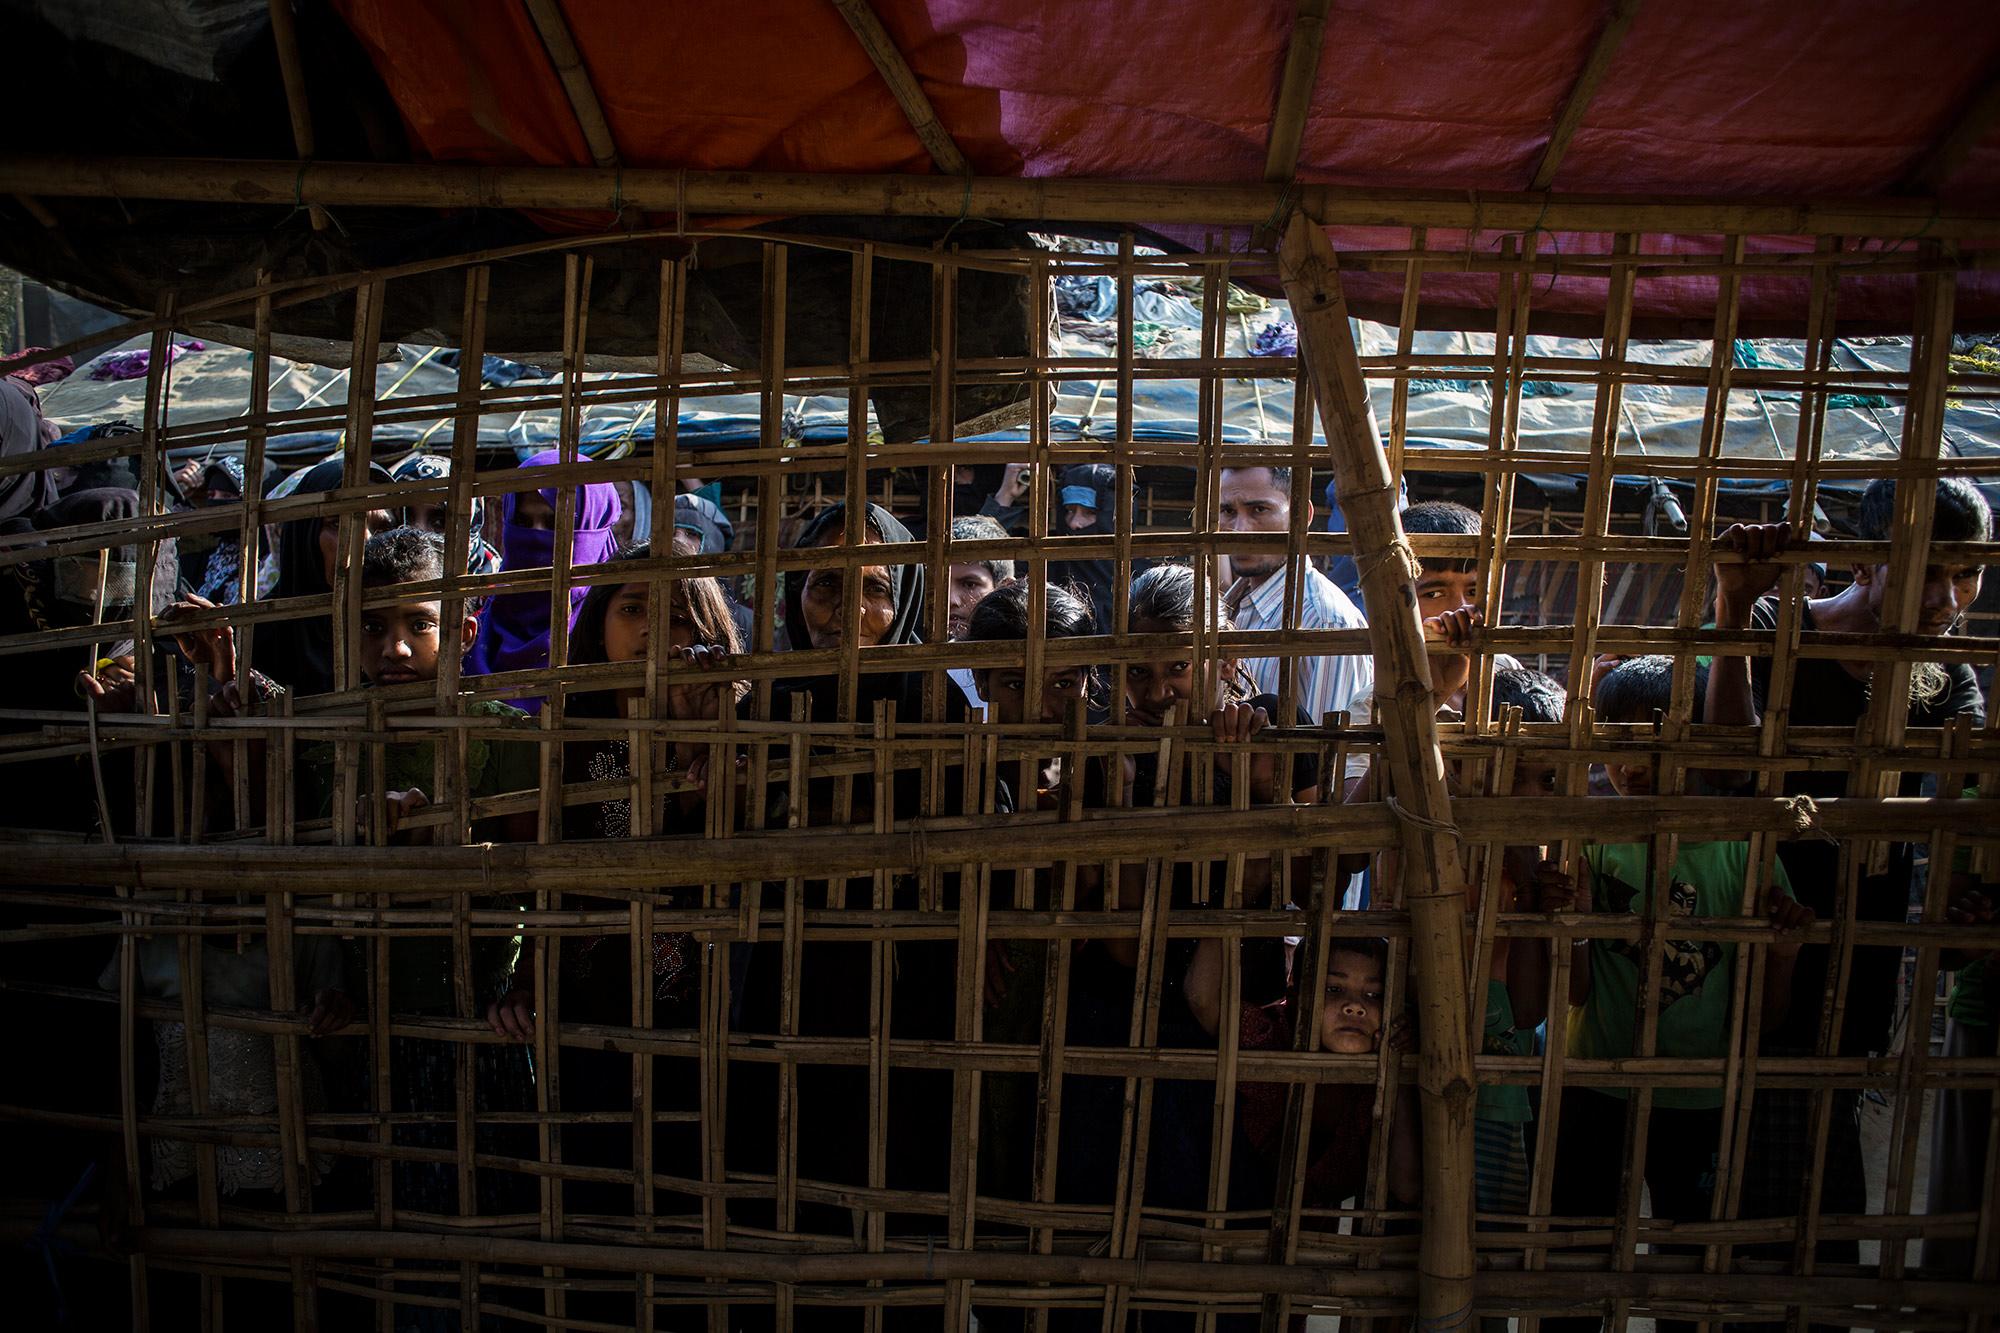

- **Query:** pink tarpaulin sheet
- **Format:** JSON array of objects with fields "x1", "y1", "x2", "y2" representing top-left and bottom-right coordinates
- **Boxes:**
[{"x1": 332, "y1": 0, "x2": 2000, "y2": 331}]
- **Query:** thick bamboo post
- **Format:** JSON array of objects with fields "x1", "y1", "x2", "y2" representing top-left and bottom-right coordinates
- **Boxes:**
[{"x1": 1278, "y1": 212, "x2": 1477, "y2": 1330}]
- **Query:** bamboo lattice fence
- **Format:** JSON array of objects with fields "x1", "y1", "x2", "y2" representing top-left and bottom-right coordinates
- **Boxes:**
[{"x1": 2, "y1": 211, "x2": 1999, "y2": 1332}]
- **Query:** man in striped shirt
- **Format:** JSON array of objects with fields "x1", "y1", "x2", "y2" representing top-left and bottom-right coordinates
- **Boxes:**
[{"x1": 1219, "y1": 464, "x2": 1374, "y2": 786}]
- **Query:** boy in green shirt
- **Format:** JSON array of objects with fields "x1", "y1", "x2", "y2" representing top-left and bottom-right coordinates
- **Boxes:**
[{"x1": 1545, "y1": 657, "x2": 1813, "y2": 1333}]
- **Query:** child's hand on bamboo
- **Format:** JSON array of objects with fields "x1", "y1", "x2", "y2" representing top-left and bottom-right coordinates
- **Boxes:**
[
  {"x1": 1511, "y1": 853, "x2": 1577, "y2": 914},
  {"x1": 1423, "y1": 606, "x2": 1482, "y2": 708},
  {"x1": 383, "y1": 788, "x2": 430, "y2": 835},
  {"x1": 1210, "y1": 699, "x2": 1281, "y2": 803},
  {"x1": 1767, "y1": 896, "x2": 1815, "y2": 959},
  {"x1": 1712, "y1": 523, "x2": 1792, "y2": 618},
  {"x1": 1946, "y1": 889, "x2": 1996, "y2": 964},
  {"x1": 75, "y1": 654, "x2": 138, "y2": 710},
  {"x1": 486, "y1": 986, "x2": 536, "y2": 1042},
  {"x1": 1383, "y1": 1012, "x2": 1415, "y2": 1056},
  {"x1": 162, "y1": 593, "x2": 237, "y2": 685},
  {"x1": 305, "y1": 987, "x2": 355, "y2": 1037}
]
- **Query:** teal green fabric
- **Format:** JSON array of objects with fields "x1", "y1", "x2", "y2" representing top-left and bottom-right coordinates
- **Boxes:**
[
  {"x1": 1476, "y1": 977, "x2": 1534, "y2": 1124},
  {"x1": 1570, "y1": 840, "x2": 1794, "y2": 1110},
  {"x1": 306, "y1": 699, "x2": 537, "y2": 1014},
  {"x1": 1949, "y1": 958, "x2": 1991, "y2": 1027}
]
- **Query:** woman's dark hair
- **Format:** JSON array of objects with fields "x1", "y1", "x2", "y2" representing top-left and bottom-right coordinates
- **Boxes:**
[
  {"x1": 965, "y1": 579, "x2": 1096, "y2": 642},
  {"x1": 1402, "y1": 500, "x2": 1483, "y2": 574},
  {"x1": 361, "y1": 526, "x2": 446, "y2": 589},
  {"x1": 1491, "y1": 667, "x2": 1566, "y2": 725},
  {"x1": 1857, "y1": 476, "x2": 1993, "y2": 544},
  {"x1": 569, "y1": 541, "x2": 744, "y2": 678}
]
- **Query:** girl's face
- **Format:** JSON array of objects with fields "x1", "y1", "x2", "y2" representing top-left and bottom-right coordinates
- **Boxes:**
[
  {"x1": 316, "y1": 509, "x2": 396, "y2": 587},
  {"x1": 1317, "y1": 949, "x2": 1386, "y2": 1055},
  {"x1": 601, "y1": 582, "x2": 723, "y2": 719},
  {"x1": 798, "y1": 525, "x2": 896, "y2": 649},
  {"x1": 1123, "y1": 615, "x2": 1229, "y2": 725},
  {"x1": 600, "y1": 583, "x2": 657, "y2": 664},
  {"x1": 974, "y1": 664, "x2": 1089, "y2": 725}
]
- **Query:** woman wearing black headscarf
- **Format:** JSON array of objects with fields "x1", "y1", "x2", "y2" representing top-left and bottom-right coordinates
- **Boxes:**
[
  {"x1": 254, "y1": 457, "x2": 394, "y2": 697},
  {"x1": 776, "y1": 499, "x2": 927, "y2": 720}
]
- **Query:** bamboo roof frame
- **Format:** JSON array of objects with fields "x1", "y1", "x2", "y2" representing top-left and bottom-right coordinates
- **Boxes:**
[
  {"x1": 0, "y1": 215, "x2": 1998, "y2": 1331},
  {"x1": 3, "y1": 155, "x2": 2000, "y2": 238}
]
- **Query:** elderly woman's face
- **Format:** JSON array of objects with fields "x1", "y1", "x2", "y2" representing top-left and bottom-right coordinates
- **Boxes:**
[{"x1": 800, "y1": 556, "x2": 896, "y2": 644}]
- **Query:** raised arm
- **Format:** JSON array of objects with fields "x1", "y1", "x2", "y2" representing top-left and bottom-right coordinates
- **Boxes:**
[{"x1": 1703, "y1": 523, "x2": 1791, "y2": 788}]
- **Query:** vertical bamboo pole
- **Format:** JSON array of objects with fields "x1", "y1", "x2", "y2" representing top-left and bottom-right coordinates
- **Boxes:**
[{"x1": 1278, "y1": 212, "x2": 1476, "y2": 1331}]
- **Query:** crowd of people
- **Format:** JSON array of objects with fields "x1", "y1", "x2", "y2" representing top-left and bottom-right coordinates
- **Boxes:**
[{"x1": 3, "y1": 347, "x2": 1997, "y2": 1328}]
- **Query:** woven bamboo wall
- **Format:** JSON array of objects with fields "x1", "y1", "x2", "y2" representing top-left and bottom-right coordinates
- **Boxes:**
[{"x1": 3, "y1": 222, "x2": 1999, "y2": 1332}]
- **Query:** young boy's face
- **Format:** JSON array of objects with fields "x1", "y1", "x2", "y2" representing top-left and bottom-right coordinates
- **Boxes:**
[
  {"x1": 975, "y1": 664, "x2": 1089, "y2": 725},
  {"x1": 1123, "y1": 617, "x2": 1209, "y2": 725},
  {"x1": 1601, "y1": 752, "x2": 1653, "y2": 797},
  {"x1": 946, "y1": 562, "x2": 1001, "y2": 640},
  {"x1": 361, "y1": 598, "x2": 476, "y2": 687},
  {"x1": 1416, "y1": 565, "x2": 1481, "y2": 618},
  {"x1": 1317, "y1": 948, "x2": 1386, "y2": 1055},
  {"x1": 1509, "y1": 757, "x2": 1559, "y2": 797}
]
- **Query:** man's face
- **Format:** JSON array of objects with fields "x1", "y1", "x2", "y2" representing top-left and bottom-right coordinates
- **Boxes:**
[
  {"x1": 1416, "y1": 566, "x2": 1481, "y2": 618},
  {"x1": 946, "y1": 563, "x2": 1000, "y2": 640},
  {"x1": 975, "y1": 665, "x2": 1089, "y2": 724},
  {"x1": 1062, "y1": 503, "x2": 1098, "y2": 533},
  {"x1": 1317, "y1": 949, "x2": 1386, "y2": 1055},
  {"x1": 1858, "y1": 561, "x2": 1984, "y2": 636},
  {"x1": 1218, "y1": 468, "x2": 1293, "y2": 582},
  {"x1": 362, "y1": 598, "x2": 473, "y2": 687}
]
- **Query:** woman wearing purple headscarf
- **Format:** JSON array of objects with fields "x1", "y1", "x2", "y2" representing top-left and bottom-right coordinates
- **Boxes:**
[{"x1": 462, "y1": 450, "x2": 621, "y2": 712}]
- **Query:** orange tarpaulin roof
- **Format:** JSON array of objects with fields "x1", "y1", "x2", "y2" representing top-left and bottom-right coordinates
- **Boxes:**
[{"x1": 325, "y1": 0, "x2": 2000, "y2": 330}]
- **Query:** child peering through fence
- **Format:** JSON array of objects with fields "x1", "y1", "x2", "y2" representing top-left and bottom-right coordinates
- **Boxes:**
[
  {"x1": 162, "y1": 528, "x2": 543, "y2": 1226},
  {"x1": 1544, "y1": 655, "x2": 1815, "y2": 1333}
]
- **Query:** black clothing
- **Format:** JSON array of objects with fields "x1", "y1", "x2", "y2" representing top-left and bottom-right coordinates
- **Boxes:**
[{"x1": 1746, "y1": 598, "x2": 1985, "y2": 1056}]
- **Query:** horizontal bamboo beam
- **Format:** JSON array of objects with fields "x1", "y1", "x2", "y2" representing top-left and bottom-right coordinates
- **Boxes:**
[
  {"x1": 5, "y1": 796, "x2": 1992, "y2": 893},
  {"x1": 125, "y1": 1228, "x2": 2000, "y2": 1310},
  {"x1": 0, "y1": 155, "x2": 1996, "y2": 237}
]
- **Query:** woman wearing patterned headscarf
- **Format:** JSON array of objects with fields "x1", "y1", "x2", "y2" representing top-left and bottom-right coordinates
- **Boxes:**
[
  {"x1": 387, "y1": 452, "x2": 501, "y2": 577},
  {"x1": 461, "y1": 449, "x2": 621, "y2": 712}
]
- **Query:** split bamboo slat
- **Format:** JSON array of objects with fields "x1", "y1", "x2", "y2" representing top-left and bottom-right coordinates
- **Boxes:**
[{"x1": 1, "y1": 218, "x2": 1999, "y2": 1333}]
